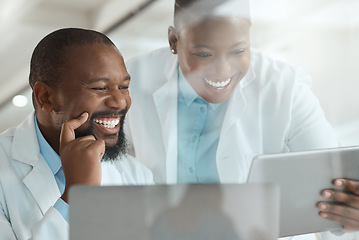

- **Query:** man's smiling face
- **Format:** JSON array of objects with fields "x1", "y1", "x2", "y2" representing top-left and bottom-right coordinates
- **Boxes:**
[{"x1": 52, "y1": 43, "x2": 131, "y2": 160}]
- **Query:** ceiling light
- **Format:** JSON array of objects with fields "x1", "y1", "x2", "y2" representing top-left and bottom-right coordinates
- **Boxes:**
[{"x1": 12, "y1": 95, "x2": 28, "y2": 107}]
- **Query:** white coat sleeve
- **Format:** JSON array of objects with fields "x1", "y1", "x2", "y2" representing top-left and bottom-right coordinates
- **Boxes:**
[
  {"x1": 286, "y1": 68, "x2": 340, "y2": 151},
  {"x1": 0, "y1": 201, "x2": 17, "y2": 239},
  {"x1": 0, "y1": 181, "x2": 17, "y2": 240},
  {"x1": 30, "y1": 207, "x2": 68, "y2": 240},
  {"x1": 0, "y1": 184, "x2": 68, "y2": 240}
]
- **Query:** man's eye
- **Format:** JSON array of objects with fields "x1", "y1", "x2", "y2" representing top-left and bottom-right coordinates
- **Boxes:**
[
  {"x1": 119, "y1": 86, "x2": 130, "y2": 93},
  {"x1": 194, "y1": 52, "x2": 212, "y2": 58},
  {"x1": 91, "y1": 87, "x2": 107, "y2": 91}
]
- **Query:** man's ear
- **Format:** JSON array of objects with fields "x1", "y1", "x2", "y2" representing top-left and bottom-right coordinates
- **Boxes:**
[
  {"x1": 168, "y1": 26, "x2": 178, "y2": 54},
  {"x1": 33, "y1": 81, "x2": 57, "y2": 113}
]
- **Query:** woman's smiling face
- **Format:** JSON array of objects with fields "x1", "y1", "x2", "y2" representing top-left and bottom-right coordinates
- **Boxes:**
[{"x1": 172, "y1": 17, "x2": 251, "y2": 103}]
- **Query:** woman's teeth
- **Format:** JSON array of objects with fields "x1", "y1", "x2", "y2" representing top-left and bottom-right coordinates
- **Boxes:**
[
  {"x1": 94, "y1": 119, "x2": 120, "y2": 129},
  {"x1": 204, "y1": 78, "x2": 231, "y2": 88}
]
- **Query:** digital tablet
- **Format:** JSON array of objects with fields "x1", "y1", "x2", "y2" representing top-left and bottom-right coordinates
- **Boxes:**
[
  {"x1": 69, "y1": 183, "x2": 280, "y2": 240},
  {"x1": 247, "y1": 146, "x2": 359, "y2": 237}
]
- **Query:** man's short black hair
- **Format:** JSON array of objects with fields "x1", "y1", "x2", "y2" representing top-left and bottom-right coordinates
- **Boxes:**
[{"x1": 29, "y1": 28, "x2": 115, "y2": 90}]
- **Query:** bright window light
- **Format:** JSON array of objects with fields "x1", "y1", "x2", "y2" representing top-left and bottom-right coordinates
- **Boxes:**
[{"x1": 12, "y1": 95, "x2": 28, "y2": 107}]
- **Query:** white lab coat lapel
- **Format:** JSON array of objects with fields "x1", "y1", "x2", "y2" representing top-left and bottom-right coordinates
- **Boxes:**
[
  {"x1": 11, "y1": 113, "x2": 61, "y2": 215},
  {"x1": 152, "y1": 55, "x2": 179, "y2": 184},
  {"x1": 217, "y1": 65, "x2": 256, "y2": 183}
]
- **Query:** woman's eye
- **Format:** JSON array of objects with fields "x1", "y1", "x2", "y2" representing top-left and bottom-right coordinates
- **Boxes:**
[
  {"x1": 194, "y1": 52, "x2": 212, "y2": 58},
  {"x1": 230, "y1": 49, "x2": 245, "y2": 55}
]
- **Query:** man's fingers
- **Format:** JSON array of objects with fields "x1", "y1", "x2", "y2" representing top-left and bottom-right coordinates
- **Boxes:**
[
  {"x1": 60, "y1": 112, "x2": 89, "y2": 145},
  {"x1": 87, "y1": 139, "x2": 106, "y2": 159},
  {"x1": 318, "y1": 202, "x2": 359, "y2": 221},
  {"x1": 321, "y1": 189, "x2": 359, "y2": 208},
  {"x1": 334, "y1": 178, "x2": 359, "y2": 195},
  {"x1": 318, "y1": 179, "x2": 359, "y2": 232},
  {"x1": 66, "y1": 138, "x2": 105, "y2": 161}
]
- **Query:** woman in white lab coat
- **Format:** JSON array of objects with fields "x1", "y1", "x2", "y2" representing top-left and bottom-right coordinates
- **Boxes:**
[
  {"x1": 125, "y1": 0, "x2": 359, "y2": 233},
  {"x1": 125, "y1": 0, "x2": 337, "y2": 184}
]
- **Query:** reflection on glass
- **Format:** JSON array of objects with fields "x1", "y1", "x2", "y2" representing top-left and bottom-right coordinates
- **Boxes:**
[
  {"x1": 150, "y1": 185, "x2": 240, "y2": 240},
  {"x1": 109, "y1": 0, "x2": 359, "y2": 238},
  {"x1": 69, "y1": 184, "x2": 278, "y2": 240},
  {"x1": 124, "y1": 0, "x2": 341, "y2": 186},
  {"x1": 143, "y1": 184, "x2": 278, "y2": 240}
]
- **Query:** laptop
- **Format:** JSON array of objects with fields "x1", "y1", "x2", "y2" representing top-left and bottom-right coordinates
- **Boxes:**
[
  {"x1": 69, "y1": 183, "x2": 279, "y2": 240},
  {"x1": 247, "y1": 146, "x2": 359, "y2": 237}
]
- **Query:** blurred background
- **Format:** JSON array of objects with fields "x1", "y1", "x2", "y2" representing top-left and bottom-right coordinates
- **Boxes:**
[{"x1": 0, "y1": 0, "x2": 358, "y2": 146}]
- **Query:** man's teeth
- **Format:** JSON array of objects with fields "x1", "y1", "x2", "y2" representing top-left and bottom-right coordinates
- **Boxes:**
[
  {"x1": 204, "y1": 78, "x2": 231, "y2": 88},
  {"x1": 94, "y1": 119, "x2": 120, "y2": 129}
]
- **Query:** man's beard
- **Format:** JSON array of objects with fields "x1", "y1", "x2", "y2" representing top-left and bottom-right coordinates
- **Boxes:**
[{"x1": 75, "y1": 112, "x2": 127, "y2": 162}]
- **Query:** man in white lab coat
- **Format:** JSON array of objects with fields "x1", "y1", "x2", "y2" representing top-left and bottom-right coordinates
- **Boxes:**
[
  {"x1": 125, "y1": 0, "x2": 359, "y2": 236},
  {"x1": 0, "y1": 28, "x2": 153, "y2": 240}
]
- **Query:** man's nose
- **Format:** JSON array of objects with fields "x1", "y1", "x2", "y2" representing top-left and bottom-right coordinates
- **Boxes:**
[{"x1": 105, "y1": 89, "x2": 127, "y2": 110}]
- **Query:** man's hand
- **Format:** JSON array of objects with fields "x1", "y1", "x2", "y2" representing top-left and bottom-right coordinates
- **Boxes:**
[
  {"x1": 59, "y1": 112, "x2": 105, "y2": 203},
  {"x1": 317, "y1": 178, "x2": 359, "y2": 232}
]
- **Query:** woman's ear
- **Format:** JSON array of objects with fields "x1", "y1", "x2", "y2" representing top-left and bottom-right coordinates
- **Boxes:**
[
  {"x1": 33, "y1": 81, "x2": 57, "y2": 113},
  {"x1": 168, "y1": 26, "x2": 178, "y2": 54}
]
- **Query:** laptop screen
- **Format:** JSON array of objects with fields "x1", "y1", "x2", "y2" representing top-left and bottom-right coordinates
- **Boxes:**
[{"x1": 69, "y1": 183, "x2": 279, "y2": 240}]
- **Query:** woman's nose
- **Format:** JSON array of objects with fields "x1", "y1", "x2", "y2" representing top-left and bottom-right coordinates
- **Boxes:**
[{"x1": 212, "y1": 57, "x2": 231, "y2": 80}]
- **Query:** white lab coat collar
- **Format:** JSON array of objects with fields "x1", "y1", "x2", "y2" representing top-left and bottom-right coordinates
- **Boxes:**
[
  {"x1": 11, "y1": 112, "x2": 40, "y2": 166},
  {"x1": 10, "y1": 112, "x2": 60, "y2": 214},
  {"x1": 220, "y1": 60, "x2": 256, "y2": 137},
  {"x1": 217, "y1": 63, "x2": 256, "y2": 182}
]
